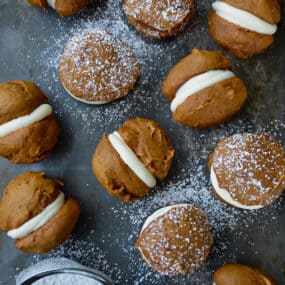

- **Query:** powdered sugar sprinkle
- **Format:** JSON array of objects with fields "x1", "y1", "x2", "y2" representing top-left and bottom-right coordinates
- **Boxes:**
[{"x1": 6, "y1": 0, "x2": 284, "y2": 284}]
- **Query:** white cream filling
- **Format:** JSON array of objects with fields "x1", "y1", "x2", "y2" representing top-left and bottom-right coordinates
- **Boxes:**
[
  {"x1": 63, "y1": 85, "x2": 107, "y2": 105},
  {"x1": 141, "y1": 204, "x2": 190, "y2": 233},
  {"x1": 0, "y1": 104, "x2": 52, "y2": 138},
  {"x1": 108, "y1": 131, "x2": 156, "y2": 188},
  {"x1": 212, "y1": 1, "x2": 277, "y2": 35},
  {"x1": 210, "y1": 166, "x2": 263, "y2": 210},
  {"x1": 47, "y1": 0, "x2": 56, "y2": 9},
  {"x1": 7, "y1": 192, "x2": 65, "y2": 239},
  {"x1": 170, "y1": 69, "x2": 235, "y2": 112}
]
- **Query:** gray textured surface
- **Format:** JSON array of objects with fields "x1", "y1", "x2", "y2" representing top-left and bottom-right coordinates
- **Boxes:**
[{"x1": 0, "y1": 0, "x2": 284, "y2": 284}]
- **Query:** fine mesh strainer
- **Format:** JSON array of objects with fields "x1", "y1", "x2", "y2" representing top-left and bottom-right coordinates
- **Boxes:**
[{"x1": 16, "y1": 258, "x2": 114, "y2": 285}]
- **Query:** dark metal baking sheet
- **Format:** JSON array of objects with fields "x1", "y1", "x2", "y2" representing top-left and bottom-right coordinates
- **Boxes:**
[{"x1": 0, "y1": 0, "x2": 284, "y2": 284}]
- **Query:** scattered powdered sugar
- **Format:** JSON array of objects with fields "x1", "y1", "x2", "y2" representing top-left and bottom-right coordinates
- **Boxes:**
[
  {"x1": 136, "y1": 204, "x2": 212, "y2": 276},
  {"x1": 31, "y1": 121, "x2": 284, "y2": 284},
  {"x1": 123, "y1": 0, "x2": 194, "y2": 31},
  {"x1": 33, "y1": 274, "x2": 101, "y2": 285},
  {"x1": 38, "y1": 23, "x2": 169, "y2": 135},
  {"x1": 35, "y1": 0, "x2": 211, "y2": 136},
  {"x1": 33, "y1": 140, "x2": 283, "y2": 285},
  {"x1": 8, "y1": 0, "x2": 284, "y2": 284},
  {"x1": 59, "y1": 29, "x2": 140, "y2": 103},
  {"x1": 212, "y1": 132, "x2": 285, "y2": 205}
]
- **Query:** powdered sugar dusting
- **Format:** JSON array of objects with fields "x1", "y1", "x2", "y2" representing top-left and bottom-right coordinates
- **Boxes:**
[
  {"x1": 212, "y1": 132, "x2": 285, "y2": 206},
  {"x1": 136, "y1": 204, "x2": 212, "y2": 276},
  {"x1": 35, "y1": 121, "x2": 284, "y2": 284},
  {"x1": 33, "y1": 274, "x2": 101, "y2": 285},
  {"x1": 3, "y1": 0, "x2": 284, "y2": 284},
  {"x1": 124, "y1": 0, "x2": 194, "y2": 31},
  {"x1": 59, "y1": 30, "x2": 140, "y2": 103}
]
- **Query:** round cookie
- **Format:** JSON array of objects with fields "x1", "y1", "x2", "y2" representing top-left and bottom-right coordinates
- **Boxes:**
[
  {"x1": 136, "y1": 204, "x2": 213, "y2": 275},
  {"x1": 162, "y1": 48, "x2": 247, "y2": 129},
  {"x1": 27, "y1": 0, "x2": 92, "y2": 17},
  {"x1": 0, "y1": 172, "x2": 80, "y2": 253},
  {"x1": 123, "y1": 0, "x2": 195, "y2": 40},
  {"x1": 0, "y1": 80, "x2": 60, "y2": 164},
  {"x1": 213, "y1": 263, "x2": 278, "y2": 285},
  {"x1": 92, "y1": 117, "x2": 175, "y2": 202},
  {"x1": 209, "y1": 132, "x2": 285, "y2": 210},
  {"x1": 59, "y1": 30, "x2": 140, "y2": 104},
  {"x1": 208, "y1": 0, "x2": 281, "y2": 58}
]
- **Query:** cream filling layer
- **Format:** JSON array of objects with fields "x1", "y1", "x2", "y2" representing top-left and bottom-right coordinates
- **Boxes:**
[
  {"x1": 63, "y1": 85, "x2": 107, "y2": 105},
  {"x1": 141, "y1": 204, "x2": 190, "y2": 233},
  {"x1": 210, "y1": 166, "x2": 263, "y2": 210},
  {"x1": 212, "y1": 1, "x2": 277, "y2": 35},
  {"x1": 0, "y1": 104, "x2": 52, "y2": 138},
  {"x1": 108, "y1": 131, "x2": 156, "y2": 188},
  {"x1": 47, "y1": 0, "x2": 56, "y2": 9},
  {"x1": 170, "y1": 70, "x2": 235, "y2": 112},
  {"x1": 7, "y1": 192, "x2": 65, "y2": 239}
]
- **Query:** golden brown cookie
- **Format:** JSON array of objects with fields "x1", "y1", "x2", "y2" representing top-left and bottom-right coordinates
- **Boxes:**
[
  {"x1": 0, "y1": 80, "x2": 60, "y2": 164},
  {"x1": 136, "y1": 204, "x2": 213, "y2": 275},
  {"x1": 0, "y1": 172, "x2": 80, "y2": 253},
  {"x1": 123, "y1": 0, "x2": 195, "y2": 40},
  {"x1": 162, "y1": 48, "x2": 247, "y2": 129},
  {"x1": 27, "y1": 0, "x2": 92, "y2": 17},
  {"x1": 209, "y1": 132, "x2": 285, "y2": 209},
  {"x1": 213, "y1": 263, "x2": 278, "y2": 285},
  {"x1": 208, "y1": 0, "x2": 281, "y2": 58},
  {"x1": 59, "y1": 30, "x2": 140, "y2": 104},
  {"x1": 92, "y1": 117, "x2": 175, "y2": 202}
]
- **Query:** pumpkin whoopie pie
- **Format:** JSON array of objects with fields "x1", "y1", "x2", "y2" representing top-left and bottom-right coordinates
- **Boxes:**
[
  {"x1": 162, "y1": 48, "x2": 247, "y2": 129},
  {"x1": 0, "y1": 172, "x2": 80, "y2": 253},
  {"x1": 213, "y1": 263, "x2": 278, "y2": 285},
  {"x1": 209, "y1": 132, "x2": 285, "y2": 210},
  {"x1": 136, "y1": 204, "x2": 213, "y2": 275},
  {"x1": 92, "y1": 117, "x2": 175, "y2": 202},
  {"x1": 27, "y1": 0, "x2": 92, "y2": 17},
  {"x1": 0, "y1": 80, "x2": 60, "y2": 164},
  {"x1": 123, "y1": 0, "x2": 195, "y2": 40},
  {"x1": 208, "y1": 0, "x2": 281, "y2": 58},
  {"x1": 59, "y1": 30, "x2": 140, "y2": 104}
]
